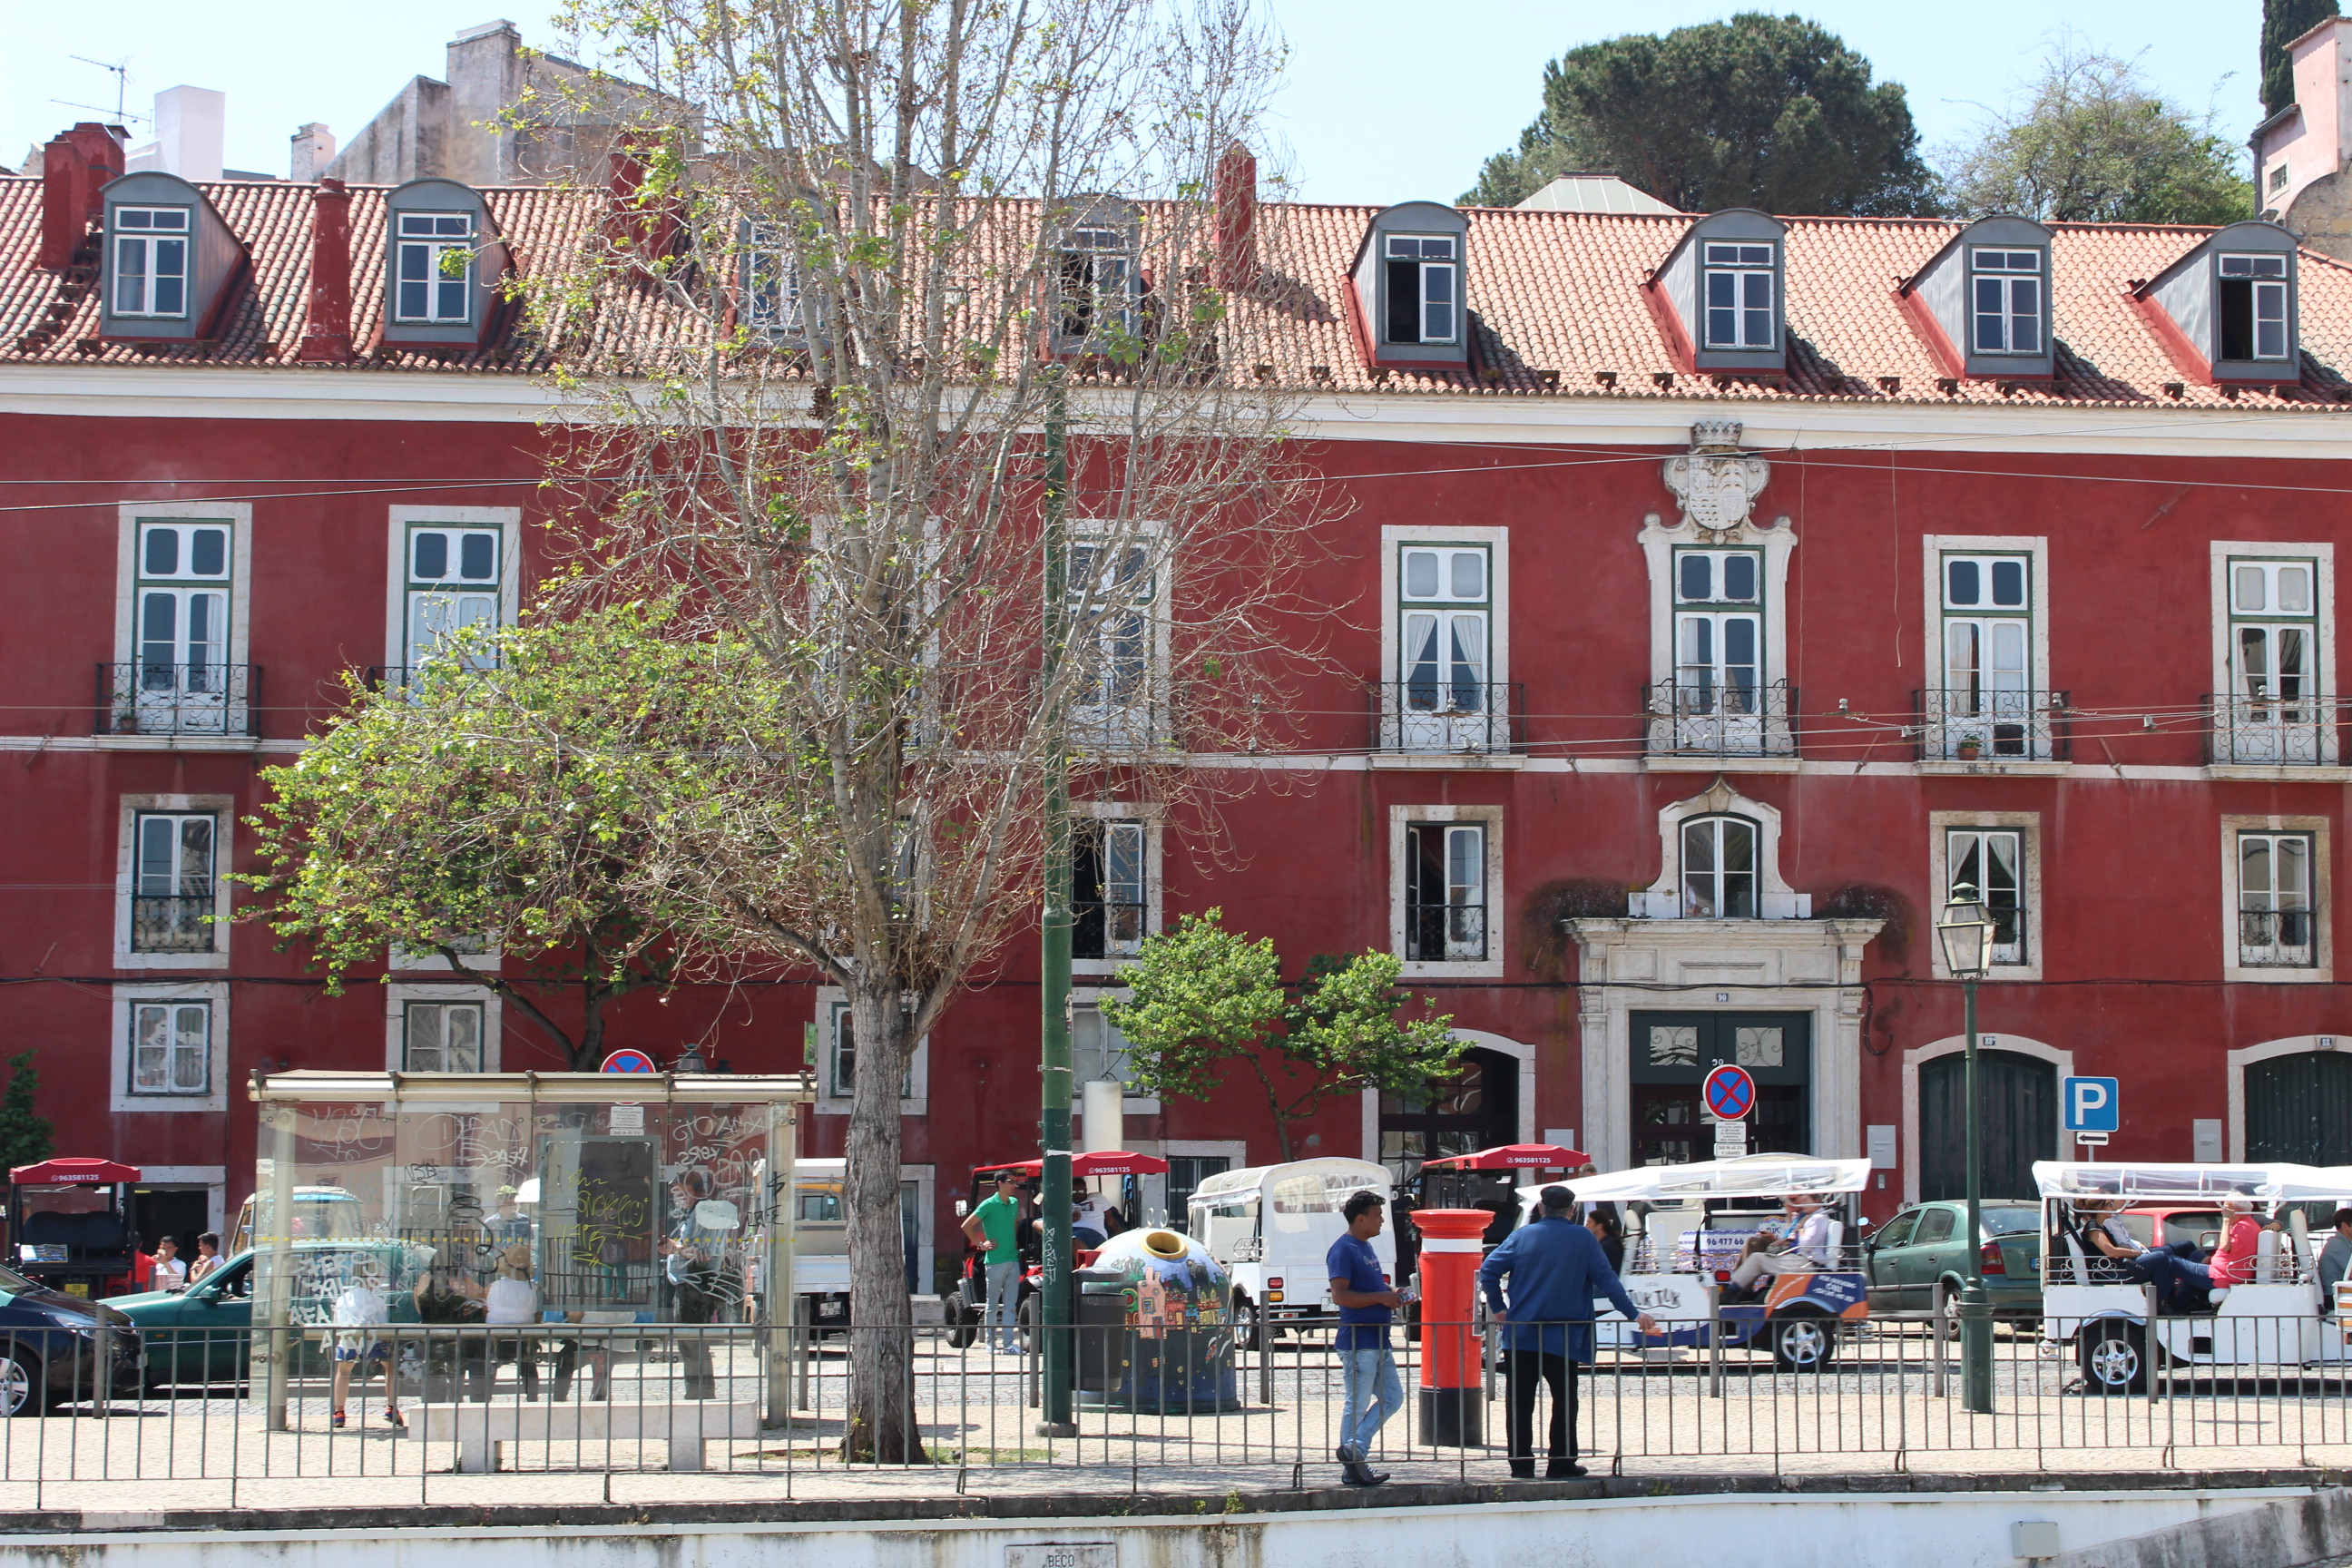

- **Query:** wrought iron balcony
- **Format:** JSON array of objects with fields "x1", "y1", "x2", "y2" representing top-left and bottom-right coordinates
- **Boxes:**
[
  {"x1": 1913, "y1": 689, "x2": 2069, "y2": 762},
  {"x1": 1643, "y1": 679, "x2": 1797, "y2": 758},
  {"x1": 1406, "y1": 902, "x2": 1486, "y2": 963},
  {"x1": 95, "y1": 663, "x2": 260, "y2": 738},
  {"x1": 2207, "y1": 693, "x2": 2333, "y2": 766},
  {"x1": 2238, "y1": 908, "x2": 2316, "y2": 968},
  {"x1": 1368, "y1": 681, "x2": 1525, "y2": 755},
  {"x1": 131, "y1": 893, "x2": 216, "y2": 953},
  {"x1": 1073, "y1": 898, "x2": 1147, "y2": 961}
]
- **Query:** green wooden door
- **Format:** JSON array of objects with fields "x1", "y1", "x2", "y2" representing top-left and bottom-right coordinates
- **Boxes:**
[
  {"x1": 1919, "y1": 1050, "x2": 2053, "y2": 1201},
  {"x1": 2245, "y1": 1052, "x2": 2352, "y2": 1164}
]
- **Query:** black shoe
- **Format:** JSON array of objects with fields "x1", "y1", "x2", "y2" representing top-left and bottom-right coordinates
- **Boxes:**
[
  {"x1": 1546, "y1": 1460, "x2": 1588, "y2": 1479},
  {"x1": 1336, "y1": 1445, "x2": 1354, "y2": 1463},
  {"x1": 1507, "y1": 1464, "x2": 1536, "y2": 1481},
  {"x1": 1341, "y1": 1458, "x2": 1388, "y2": 1487}
]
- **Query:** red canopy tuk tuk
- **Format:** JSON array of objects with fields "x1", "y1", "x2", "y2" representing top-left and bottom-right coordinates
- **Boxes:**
[
  {"x1": 9, "y1": 1159, "x2": 142, "y2": 1297},
  {"x1": 944, "y1": 1151, "x2": 1171, "y2": 1348}
]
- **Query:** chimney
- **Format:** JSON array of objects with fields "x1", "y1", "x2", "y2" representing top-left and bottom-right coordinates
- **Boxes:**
[
  {"x1": 39, "y1": 122, "x2": 126, "y2": 270},
  {"x1": 1214, "y1": 144, "x2": 1257, "y2": 293},
  {"x1": 297, "y1": 179, "x2": 355, "y2": 363},
  {"x1": 290, "y1": 122, "x2": 338, "y2": 183},
  {"x1": 127, "y1": 86, "x2": 226, "y2": 181}
]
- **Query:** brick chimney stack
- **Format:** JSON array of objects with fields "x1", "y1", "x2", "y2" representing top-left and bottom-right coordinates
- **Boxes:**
[
  {"x1": 297, "y1": 179, "x2": 356, "y2": 363},
  {"x1": 39, "y1": 123, "x2": 126, "y2": 271},
  {"x1": 1214, "y1": 144, "x2": 1258, "y2": 293}
]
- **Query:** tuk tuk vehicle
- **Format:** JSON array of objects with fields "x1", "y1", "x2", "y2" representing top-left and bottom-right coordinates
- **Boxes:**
[
  {"x1": 2035, "y1": 1160, "x2": 2352, "y2": 1395},
  {"x1": 1188, "y1": 1158, "x2": 1395, "y2": 1348},
  {"x1": 1526, "y1": 1152, "x2": 1874, "y2": 1372},
  {"x1": 945, "y1": 1151, "x2": 1168, "y2": 1348},
  {"x1": 10, "y1": 1159, "x2": 141, "y2": 1298},
  {"x1": 1396, "y1": 1142, "x2": 1583, "y2": 1278}
]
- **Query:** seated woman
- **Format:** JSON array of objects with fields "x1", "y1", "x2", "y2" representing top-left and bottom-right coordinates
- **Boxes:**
[{"x1": 2138, "y1": 1194, "x2": 2260, "y2": 1315}]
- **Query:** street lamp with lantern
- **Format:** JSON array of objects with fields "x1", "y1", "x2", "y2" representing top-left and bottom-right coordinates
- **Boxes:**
[{"x1": 1935, "y1": 882, "x2": 1997, "y2": 1416}]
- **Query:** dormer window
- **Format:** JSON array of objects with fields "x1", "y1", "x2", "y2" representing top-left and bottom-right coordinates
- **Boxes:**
[
  {"x1": 2220, "y1": 254, "x2": 2290, "y2": 361},
  {"x1": 1384, "y1": 234, "x2": 1458, "y2": 345},
  {"x1": 1701, "y1": 242, "x2": 1774, "y2": 349},
  {"x1": 742, "y1": 222, "x2": 803, "y2": 335},
  {"x1": 1054, "y1": 206, "x2": 1139, "y2": 353},
  {"x1": 394, "y1": 212, "x2": 475, "y2": 325},
  {"x1": 1970, "y1": 248, "x2": 2043, "y2": 355},
  {"x1": 112, "y1": 208, "x2": 190, "y2": 318}
]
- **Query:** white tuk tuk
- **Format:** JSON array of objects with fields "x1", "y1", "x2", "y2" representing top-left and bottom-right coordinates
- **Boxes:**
[
  {"x1": 1522, "y1": 1152, "x2": 1876, "y2": 1372},
  {"x1": 2037, "y1": 1160, "x2": 2352, "y2": 1394},
  {"x1": 1188, "y1": 1158, "x2": 1395, "y2": 1345}
]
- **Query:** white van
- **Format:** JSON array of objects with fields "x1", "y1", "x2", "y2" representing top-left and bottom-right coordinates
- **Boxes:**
[{"x1": 1188, "y1": 1158, "x2": 1395, "y2": 1343}]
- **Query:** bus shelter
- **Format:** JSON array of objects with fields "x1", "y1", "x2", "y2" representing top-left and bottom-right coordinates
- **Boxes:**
[{"x1": 246, "y1": 1069, "x2": 811, "y2": 1427}]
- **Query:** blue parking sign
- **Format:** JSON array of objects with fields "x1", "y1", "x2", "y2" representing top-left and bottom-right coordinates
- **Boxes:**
[{"x1": 2063, "y1": 1076, "x2": 2119, "y2": 1133}]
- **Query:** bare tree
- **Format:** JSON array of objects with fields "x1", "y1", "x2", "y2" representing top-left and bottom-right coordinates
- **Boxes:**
[{"x1": 519, "y1": 0, "x2": 1325, "y2": 1459}]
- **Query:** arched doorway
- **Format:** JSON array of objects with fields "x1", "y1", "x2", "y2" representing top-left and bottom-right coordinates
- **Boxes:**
[
  {"x1": 2246, "y1": 1053, "x2": 2352, "y2": 1163},
  {"x1": 1919, "y1": 1050, "x2": 2054, "y2": 1200},
  {"x1": 1380, "y1": 1046, "x2": 1519, "y2": 1181}
]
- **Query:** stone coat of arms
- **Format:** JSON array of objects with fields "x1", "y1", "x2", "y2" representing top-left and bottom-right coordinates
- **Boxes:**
[{"x1": 1662, "y1": 421, "x2": 1769, "y2": 539}]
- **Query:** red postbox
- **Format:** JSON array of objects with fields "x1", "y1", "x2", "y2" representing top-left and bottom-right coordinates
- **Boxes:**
[{"x1": 1409, "y1": 1207, "x2": 1491, "y2": 1446}]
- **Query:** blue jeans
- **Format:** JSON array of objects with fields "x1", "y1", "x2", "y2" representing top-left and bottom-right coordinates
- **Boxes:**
[
  {"x1": 1338, "y1": 1345, "x2": 1402, "y2": 1456},
  {"x1": 985, "y1": 1261, "x2": 1022, "y2": 1350}
]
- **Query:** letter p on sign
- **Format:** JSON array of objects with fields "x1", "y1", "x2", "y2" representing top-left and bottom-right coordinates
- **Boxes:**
[{"x1": 2063, "y1": 1075, "x2": 2119, "y2": 1134}]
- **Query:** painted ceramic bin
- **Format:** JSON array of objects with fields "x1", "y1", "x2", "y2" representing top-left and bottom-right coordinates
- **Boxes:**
[{"x1": 1074, "y1": 1228, "x2": 1240, "y2": 1413}]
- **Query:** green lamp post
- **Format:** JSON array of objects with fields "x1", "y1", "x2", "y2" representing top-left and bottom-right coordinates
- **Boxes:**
[{"x1": 1935, "y1": 880, "x2": 1998, "y2": 1416}]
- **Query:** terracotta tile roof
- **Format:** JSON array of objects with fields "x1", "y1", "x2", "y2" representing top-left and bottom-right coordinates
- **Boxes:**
[{"x1": 5, "y1": 173, "x2": 2350, "y2": 414}]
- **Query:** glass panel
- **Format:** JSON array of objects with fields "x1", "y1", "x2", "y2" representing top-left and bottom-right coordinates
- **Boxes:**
[
  {"x1": 1734, "y1": 1026, "x2": 1783, "y2": 1067},
  {"x1": 2279, "y1": 565, "x2": 2312, "y2": 612},
  {"x1": 1422, "y1": 263, "x2": 1455, "y2": 343},
  {"x1": 1446, "y1": 612, "x2": 1485, "y2": 706},
  {"x1": 1402, "y1": 612, "x2": 1438, "y2": 703},
  {"x1": 460, "y1": 534, "x2": 495, "y2": 580},
  {"x1": 2009, "y1": 278, "x2": 2041, "y2": 353},
  {"x1": 2243, "y1": 837, "x2": 2274, "y2": 900},
  {"x1": 1449, "y1": 550, "x2": 1484, "y2": 600},
  {"x1": 1721, "y1": 554, "x2": 1757, "y2": 601},
  {"x1": 144, "y1": 526, "x2": 180, "y2": 576},
  {"x1": 1678, "y1": 554, "x2": 1712, "y2": 602},
  {"x1": 2278, "y1": 837, "x2": 2311, "y2": 904},
  {"x1": 1741, "y1": 270, "x2": 1771, "y2": 346},
  {"x1": 179, "y1": 818, "x2": 214, "y2": 891},
  {"x1": 1946, "y1": 558, "x2": 1979, "y2": 606},
  {"x1": 1648, "y1": 1026, "x2": 1699, "y2": 1067},
  {"x1": 1705, "y1": 270, "x2": 1736, "y2": 347},
  {"x1": 1990, "y1": 559, "x2": 2024, "y2": 605},
  {"x1": 138, "y1": 816, "x2": 177, "y2": 894},
  {"x1": 414, "y1": 532, "x2": 448, "y2": 580},
  {"x1": 1974, "y1": 275, "x2": 2004, "y2": 351},
  {"x1": 1403, "y1": 550, "x2": 1438, "y2": 598}
]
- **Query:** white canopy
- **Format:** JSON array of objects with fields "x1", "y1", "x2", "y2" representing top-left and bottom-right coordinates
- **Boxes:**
[
  {"x1": 1187, "y1": 1158, "x2": 1388, "y2": 1211},
  {"x1": 1524, "y1": 1152, "x2": 1872, "y2": 1205},
  {"x1": 2033, "y1": 1161, "x2": 2352, "y2": 1201}
]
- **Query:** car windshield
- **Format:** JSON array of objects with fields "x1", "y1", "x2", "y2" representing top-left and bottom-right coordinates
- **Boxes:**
[
  {"x1": 1983, "y1": 1209, "x2": 2040, "y2": 1236},
  {"x1": 0, "y1": 1261, "x2": 43, "y2": 1294}
]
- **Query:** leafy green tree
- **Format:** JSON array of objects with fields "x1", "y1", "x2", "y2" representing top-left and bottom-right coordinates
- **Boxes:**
[
  {"x1": 1939, "y1": 42, "x2": 2253, "y2": 224},
  {"x1": 0, "y1": 1054, "x2": 54, "y2": 1171},
  {"x1": 2266, "y1": 0, "x2": 2338, "y2": 117},
  {"x1": 1100, "y1": 910, "x2": 1465, "y2": 1161},
  {"x1": 1464, "y1": 13, "x2": 1937, "y2": 215},
  {"x1": 239, "y1": 603, "x2": 718, "y2": 1069}
]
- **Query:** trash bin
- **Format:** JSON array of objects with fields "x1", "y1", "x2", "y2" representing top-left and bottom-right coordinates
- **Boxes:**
[{"x1": 1075, "y1": 1229, "x2": 1240, "y2": 1414}]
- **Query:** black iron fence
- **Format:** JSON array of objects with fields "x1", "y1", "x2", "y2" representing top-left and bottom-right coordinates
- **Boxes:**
[
  {"x1": 130, "y1": 893, "x2": 216, "y2": 953},
  {"x1": 1913, "y1": 688, "x2": 2070, "y2": 762},
  {"x1": 1643, "y1": 680, "x2": 1797, "y2": 759},
  {"x1": 93, "y1": 663, "x2": 260, "y2": 738},
  {"x1": 2208, "y1": 693, "x2": 2334, "y2": 766},
  {"x1": 7, "y1": 1310, "x2": 2352, "y2": 1505},
  {"x1": 1368, "y1": 681, "x2": 1525, "y2": 756}
]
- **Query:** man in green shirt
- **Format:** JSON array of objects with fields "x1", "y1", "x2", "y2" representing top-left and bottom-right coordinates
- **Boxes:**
[{"x1": 961, "y1": 1172, "x2": 1025, "y2": 1353}]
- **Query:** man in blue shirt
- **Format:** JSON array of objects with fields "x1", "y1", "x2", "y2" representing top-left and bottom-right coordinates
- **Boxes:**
[
  {"x1": 1326, "y1": 1190, "x2": 1403, "y2": 1487},
  {"x1": 1479, "y1": 1184, "x2": 1657, "y2": 1479}
]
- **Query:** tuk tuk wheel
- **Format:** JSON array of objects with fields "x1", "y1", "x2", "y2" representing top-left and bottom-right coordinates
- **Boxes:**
[
  {"x1": 0, "y1": 1347, "x2": 43, "y2": 1417},
  {"x1": 1016, "y1": 1294, "x2": 1039, "y2": 1355},
  {"x1": 1234, "y1": 1296, "x2": 1267, "y2": 1353},
  {"x1": 2079, "y1": 1322, "x2": 2148, "y2": 1396},
  {"x1": 1769, "y1": 1311, "x2": 1837, "y2": 1373},
  {"x1": 943, "y1": 1293, "x2": 978, "y2": 1349}
]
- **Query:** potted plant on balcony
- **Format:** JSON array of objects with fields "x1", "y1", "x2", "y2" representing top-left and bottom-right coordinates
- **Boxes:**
[{"x1": 1955, "y1": 738, "x2": 1982, "y2": 760}]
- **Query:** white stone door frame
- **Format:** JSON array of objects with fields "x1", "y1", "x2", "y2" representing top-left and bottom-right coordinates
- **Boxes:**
[
  {"x1": 1898, "y1": 1034, "x2": 2074, "y2": 1206},
  {"x1": 2227, "y1": 1035, "x2": 2352, "y2": 1161},
  {"x1": 1359, "y1": 1029, "x2": 1537, "y2": 1163}
]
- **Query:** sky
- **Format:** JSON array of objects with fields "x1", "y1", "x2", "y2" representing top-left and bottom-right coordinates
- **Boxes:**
[{"x1": 1, "y1": 1, "x2": 2269, "y2": 202}]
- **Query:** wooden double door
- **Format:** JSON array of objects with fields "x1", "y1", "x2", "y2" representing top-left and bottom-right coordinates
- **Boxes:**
[{"x1": 1629, "y1": 1012, "x2": 1810, "y2": 1166}]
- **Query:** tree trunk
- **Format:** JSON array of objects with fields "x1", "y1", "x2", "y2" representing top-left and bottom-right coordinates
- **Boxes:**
[{"x1": 843, "y1": 982, "x2": 923, "y2": 1463}]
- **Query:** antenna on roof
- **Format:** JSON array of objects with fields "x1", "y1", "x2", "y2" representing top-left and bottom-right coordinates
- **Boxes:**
[{"x1": 58, "y1": 55, "x2": 144, "y2": 125}]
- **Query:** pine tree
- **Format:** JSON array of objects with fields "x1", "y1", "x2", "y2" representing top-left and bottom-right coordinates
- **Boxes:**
[
  {"x1": 0, "y1": 1053, "x2": 54, "y2": 1172},
  {"x1": 2265, "y1": 0, "x2": 2341, "y2": 117}
]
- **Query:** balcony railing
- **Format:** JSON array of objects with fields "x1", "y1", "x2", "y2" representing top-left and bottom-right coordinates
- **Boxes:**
[
  {"x1": 1914, "y1": 689, "x2": 2069, "y2": 762},
  {"x1": 2208, "y1": 693, "x2": 2333, "y2": 766},
  {"x1": 2239, "y1": 908, "x2": 2316, "y2": 968},
  {"x1": 131, "y1": 893, "x2": 216, "y2": 953},
  {"x1": 1642, "y1": 679, "x2": 1797, "y2": 758},
  {"x1": 1405, "y1": 902, "x2": 1486, "y2": 963},
  {"x1": 1368, "y1": 681, "x2": 1525, "y2": 756},
  {"x1": 1073, "y1": 898, "x2": 1147, "y2": 961},
  {"x1": 94, "y1": 663, "x2": 260, "y2": 738}
]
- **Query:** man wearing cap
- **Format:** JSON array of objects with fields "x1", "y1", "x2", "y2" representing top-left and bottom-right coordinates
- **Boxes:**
[{"x1": 1479, "y1": 1184, "x2": 1657, "y2": 1479}]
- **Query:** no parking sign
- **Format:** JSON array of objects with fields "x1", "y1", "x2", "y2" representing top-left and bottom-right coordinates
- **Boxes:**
[{"x1": 1702, "y1": 1063, "x2": 1756, "y2": 1121}]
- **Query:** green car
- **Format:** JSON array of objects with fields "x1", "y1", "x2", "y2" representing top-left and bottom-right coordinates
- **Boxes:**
[
  {"x1": 1862, "y1": 1200, "x2": 2043, "y2": 1324},
  {"x1": 112, "y1": 1240, "x2": 434, "y2": 1388}
]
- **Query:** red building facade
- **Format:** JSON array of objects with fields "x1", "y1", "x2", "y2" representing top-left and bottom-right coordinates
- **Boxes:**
[{"x1": 7, "y1": 132, "x2": 2352, "y2": 1277}]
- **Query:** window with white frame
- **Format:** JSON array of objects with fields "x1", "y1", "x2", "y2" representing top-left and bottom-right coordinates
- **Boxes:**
[
  {"x1": 403, "y1": 1000, "x2": 486, "y2": 1071},
  {"x1": 1672, "y1": 548, "x2": 1761, "y2": 711},
  {"x1": 1680, "y1": 814, "x2": 1758, "y2": 918},
  {"x1": 1060, "y1": 225, "x2": 1134, "y2": 345},
  {"x1": 1970, "y1": 249, "x2": 2043, "y2": 355},
  {"x1": 1947, "y1": 828, "x2": 2027, "y2": 965},
  {"x1": 129, "y1": 997, "x2": 212, "y2": 1097},
  {"x1": 1071, "y1": 1004, "x2": 1137, "y2": 1090},
  {"x1": 1938, "y1": 552, "x2": 2036, "y2": 755},
  {"x1": 1383, "y1": 234, "x2": 1459, "y2": 346},
  {"x1": 131, "y1": 811, "x2": 217, "y2": 954},
  {"x1": 2239, "y1": 830, "x2": 2316, "y2": 968},
  {"x1": 742, "y1": 222, "x2": 802, "y2": 334},
  {"x1": 1700, "y1": 242, "x2": 1774, "y2": 349},
  {"x1": 1073, "y1": 818, "x2": 1147, "y2": 960},
  {"x1": 133, "y1": 519, "x2": 231, "y2": 707},
  {"x1": 1405, "y1": 821, "x2": 1486, "y2": 961},
  {"x1": 1068, "y1": 537, "x2": 1153, "y2": 738},
  {"x1": 404, "y1": 523, "x2": 503, "y2": 671},
  {"x1": 2229, "y1": 557, "x2": 2318, "y2": 721},
  {"x1": 826, "y1": 997, "x2": 916, "y2": 1100},
  {"x1": 112, "y1": 207, "x2": 191, "y2": 318},
  {"x1": 394, "y1": 211, "x2": 476, "y2": 325},
  {"x1": 1397, "y1": 543, "x2": 1489, "y2": 719},
  {"x1": 2219, "y1": 254, "x2": 2289, "y2": 362}
]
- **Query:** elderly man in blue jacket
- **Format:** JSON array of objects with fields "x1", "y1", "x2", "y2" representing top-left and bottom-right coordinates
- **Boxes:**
[{"x1": 1478, "y1": 1183, "x2": 1657, "y2": 1478}]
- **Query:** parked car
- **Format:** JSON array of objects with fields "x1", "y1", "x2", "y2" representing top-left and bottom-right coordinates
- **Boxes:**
[
  {"x1": 113, "y1": 1240, "x2": 432, "y2": 1389},
  {"x1": 0, "y1": 1258, "x2": 144, "y2": 1413},
  {"x1": 1862, "y1": 1200, "x2": 2043, "y2": 1324}
]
